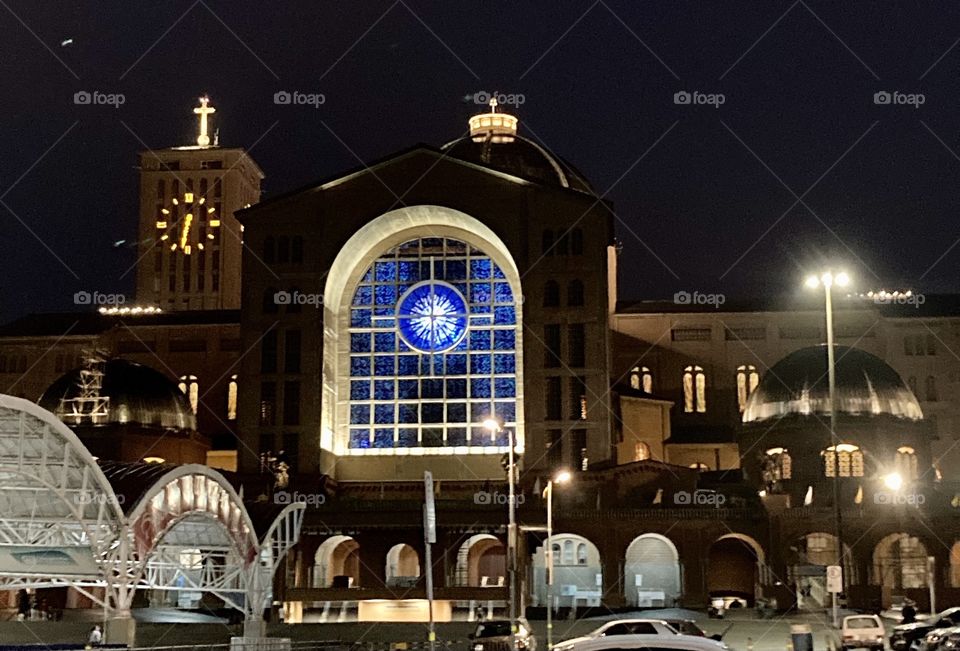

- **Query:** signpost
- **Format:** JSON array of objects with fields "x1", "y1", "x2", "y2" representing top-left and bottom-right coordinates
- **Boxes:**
[
  {"x1": 827, "y1": 564, "x2": 843, "y2": 625},
  {"x1": 424, "y1": 472, "x2": 436, "y2": 651}
]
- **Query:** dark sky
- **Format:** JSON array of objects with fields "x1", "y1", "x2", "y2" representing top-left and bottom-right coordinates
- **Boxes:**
[{"x1": 2, "y1": 1, "x2": 960, "y2": 322}]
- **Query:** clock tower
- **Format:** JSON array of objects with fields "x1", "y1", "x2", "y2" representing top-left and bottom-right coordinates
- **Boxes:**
[{"x1": 135, "y1": 97, "x2": 263, "y2": 311}]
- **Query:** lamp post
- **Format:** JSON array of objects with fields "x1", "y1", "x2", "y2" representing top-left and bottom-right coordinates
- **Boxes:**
[
  {"x1": 805, "y1": 270, "x2": 850, "y2": 627},
  {"x1": 543, "y1": 470, "x2": 572, "y2": 651},
  {"x1": 483, "y1": 418, "x2": 517, "y2": 638}
]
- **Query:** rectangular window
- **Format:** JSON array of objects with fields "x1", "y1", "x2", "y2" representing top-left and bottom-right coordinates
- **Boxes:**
[
  {"x1": 261, "y1": 330, "x2": 278, "y2": 373},
  {"x1": 544, "y1": 324, "x2": 561, "y2": 368},
  {"x1": 283, "y1": 432, "x2": 299, "y2": 473},
  {"x1": 671, "y1": 327, "x2": 712, "y2": 342},
  {"x1": 260, "y1": 381, "x2": 276, "y2": 426},
  {"x1": 283, "y1": 381, "x2": 300, "y2": 426},
  {"x1": 569, "y1": 376, "x2": 587, "y2": 420},
  {"x1": 568, "y1": 323, "x2": 585, "y2": 368},
  {"x1": 725, "y1": 326, "x2": 766, "y2": 341},
  {"x1": 570, "y1": 429, "x2": 587, "y2": 470},
  {"x1": 904, "y1": 336, "x2": 914, "y2": 356},
  {"x1": 546, "y1": 429, "x2": 563, "y2": 468},
  {"x1": 546, "y1": 377, "x2": 562, "y2": 420},
  {"x1": 927, "y1": 334, "x2": 937, "y2": 356},
  {"x1": 169, "y1": 339, "x2": 207, "y2": 353},
  {"x1": 284, "y1": 329, "x2": 301, "y2": 373}
]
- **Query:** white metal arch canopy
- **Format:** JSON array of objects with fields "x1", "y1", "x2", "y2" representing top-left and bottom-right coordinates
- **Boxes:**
[{"x1": 0, "y1": 395, "x2": 305, "y2": 643}]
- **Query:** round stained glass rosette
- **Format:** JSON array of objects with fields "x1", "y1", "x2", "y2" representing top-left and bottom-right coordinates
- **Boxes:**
[{"x1": 397, "y1": 281, "x2": 468, "y2": 353}]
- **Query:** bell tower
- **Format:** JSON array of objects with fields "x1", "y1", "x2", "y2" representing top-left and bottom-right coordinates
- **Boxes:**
[{"x1": 135, "y1": 96, "x2": 263, "y2": 311}]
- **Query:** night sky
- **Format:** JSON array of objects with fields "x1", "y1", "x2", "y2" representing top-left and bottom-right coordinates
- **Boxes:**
[{"x1": 3, "y1": 1, "x2": 960, "y2": 322}]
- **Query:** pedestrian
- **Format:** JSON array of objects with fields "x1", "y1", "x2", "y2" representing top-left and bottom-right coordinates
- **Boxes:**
[
  {"x1": 16, "y1": 589, "x2": 28, "y2": 621},
  {"x1": 902, "y1": 601, "x2": 917, "y2": 624},
  {"x1": 87, "y1": 624, "x2": 102, "y2": 647}
]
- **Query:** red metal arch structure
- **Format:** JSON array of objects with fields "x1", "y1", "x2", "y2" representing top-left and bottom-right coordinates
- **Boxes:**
[{"x1": 0, "y1": 395, "x2": 304, "y2": 644}]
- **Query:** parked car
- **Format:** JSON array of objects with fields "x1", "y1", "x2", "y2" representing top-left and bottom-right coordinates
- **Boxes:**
[
  {"x1": 469, "y1": 618, "x2": 536, "y2": 651},
  {"x1": 659, "y1": 618, "x2": 726, "y2": 641},
  {"x1": 553, "y1": 634, "x2": 729, "y2": 651},
  {"x1": 920, "y1": 626, "x2": 960, "y2": 651},
  {"x1": 841, "y1": 615, "x2": 886, "y2": 651},
  {"x1": 553, "y1": 618, "x2": 681, "y2": 651},
  {"x1": 892, "y1": 609, "x2": 960, "y2": 651}
]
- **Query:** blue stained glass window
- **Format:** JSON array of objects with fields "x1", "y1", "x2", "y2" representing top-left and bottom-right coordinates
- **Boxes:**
[
  {"x1": 350, "y1": 357, "x2": 370, "y2": 376},
  {"x1": 350, "y1": 429, "x2": 371, "y2": 448},
  {"x1": 446, "y1": 379, "x2": 467, "y2": 398},
  {"x1": 362, "y1": 268, "x2": 373, "y2": 282},
  {"x1": 354, "y1": 286, "x2": 373, "y2": 305},
  {"x1": 397, "y1": 282, "x2": 468, "y2": 353},
  {"x1": 397, "y1": 356, "x2": 419, "y2": 376},
  {"x1": 399, "y1": 404, "x2": 418, "y2": 423},
  {"x1": 351, "y1": 381, "x2": 370, "y2": 400},
  {"x1": 398, "y1": 261, "x2": 419, "y2": 281},
  {"x1": 493, "y1": 266, "x2": 506, "y2": 279},
  {"x1": 422, "y1": 403, "x2": 443, "y2": 423},
  {"x1": 375, "y1": 285, "x2": 397, "y2": 305},
  {"x1": 495, "y1": 402, "x2": 516, "y2": 423},
  {"x1": 350, "y1": 404, "x2": 370, "y2": 424},
  {"x1": 351, "y1": 310, "x2": 372, "y2": 327},
  {"x1": 446, "y1": 260, "x2": 467, "y2": 280},
  {"x1": 494, "y1": 330, "x2": 515, "y2": 350},
  {"x1": 471, "y1": 354, "x2": 492, "y2": 374},
  {"x1": 471, "y1": 378, "x2": 491, "y2": 398},
  {"x1": 470, "y1": 258, "x2": 492, "y2": 279},
  {"x1": 374, "y1": 356, "x2": 395, "y2": 376},
  {"x1": 494, "y1": 306, "x2": 516, "y2": 325},
  {"x1": 398, "y1": 429, "x2": 418, "y2": 446},
  {"x1": 373, "y1": 428, "x2": 394, "y2": 448},
  {"x1": 374, "y1": 404, "x2": 395, "y2": 424},
  {"x1": 495, "y1": 378, "x2": 516, "y2": 398},
  {"x1": 422, "y1": 379, "x2": 443, "y2": 399},
  {"x1": 447, "y1": 428, "x2": 467, "y2": 446},
  {"x1": 494, "y1": 354, "x2": 515, "y2": 374},
  {"x1": 447, "y1": 403, "x2": 467, "y2": 422},
  {"x1": 494, "y1": 282, "x2": 513, "y2": 304},
  {"x1": 470, "y1": 330, "x2": 491, "y2": 350},
  {"x1": 398, "y1": 380, "x2": 418, "y2": 399},
  {"x1": 374, "y1": 380, "x2": 394, "y2": 400},
  {"x1": 375, "y1": 261, "x2": 397, "y2": 282},
  {"x1": 351, "y1": 333, "x2": 371, "y2": 353},
  {"x1": 470, "y1": 283, "x2": 492, "y2": 304},
  {"x1": 423, "y1": 428, "x2": 443, "y2": 447},
  {"x1": 373, "y1": 318, "x2": 395, "y2": 329},
  {"x1": 446, "y1": 355, "x2": 467, "y2": 374},
  {"x1": 470, "y1": 403, "x2": 492, "y2": 423},
  {"x1": 374, "y1": 332, "x2": 395, "y2": 352}
]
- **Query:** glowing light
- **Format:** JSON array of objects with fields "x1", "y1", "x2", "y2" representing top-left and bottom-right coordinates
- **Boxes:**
[
  {"x1": 397, "y1": 282, "x2": 468, "y2": 353},
  {"x1": 193, "y1": 96, "x2": 216, "y2": 147},
  {"x1": 160, "y1": 234, "x2": 169, "y2": 241},
  {"x1": 183, "y1": 192, "x2": 194, "y2": 203},
  {"x1": 805, "y1": 275, "x2": 819, "y2": 288},
  {"x1": 156, "y1": 220, "x2": 167, "y2": 229},
  {"x1": 884, "y1": 472, "x2": 903, "y2": 491},
  {"x1": 209, "y1": 218, "x2": 220, "y2": 226},
  {"x1": 482, "y1": 418, "x2": 501, "y2": 432},
  {"x1": 179, "y1": 213, "x2": 193, "y2": 249},
  {"x1": 98, "y1": 305, "x2": 162, "y2": 315},
  {"x1": 143, "y1": 456, "x2": 165, "y2": 464},
  {"x1": 469, "y1": 97, "x2": 518, "y2": 143},
  {"x1": 553, "y1": 470, "x2": 572, "y2": 484},
  {"x1": 835, "y1": 272, "x2": 850, "y2": 287}
]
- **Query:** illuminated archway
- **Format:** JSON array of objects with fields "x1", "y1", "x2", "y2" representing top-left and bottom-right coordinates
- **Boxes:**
[
  {"x1": 873, "y1": 533, "x2": 928, "y2": 591},
  {"x1": 454, "y1": 534, "x2": 505, "y2": 587},
  {"x1": 385, "y1": 543, "x2": 421, "y2": 586},
  {"x1": 530, "y1": 533, "x2": 601, "y2": 607},
  {"x1": 624, "y1": 533, "x2": 680, "y2": 606},
  {"x1": 707, "y1": 534, "x2": 765, "y2": 606},
  {"x1": 313, "y1": 535, "x2": 360, "y2": 588}
]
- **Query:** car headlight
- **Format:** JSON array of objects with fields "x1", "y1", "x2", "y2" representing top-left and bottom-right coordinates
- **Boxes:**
[{"x1": 474, "y1": 644, "x2": 483, "y2": 651}]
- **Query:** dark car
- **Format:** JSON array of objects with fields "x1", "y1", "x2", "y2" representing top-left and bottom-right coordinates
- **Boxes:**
[
  {"x1": 892, "y1": 609, "x2": 960, "y2": 651},
  {"x1": 470, "y1": 618, "x2": 537, "y2": 651}
]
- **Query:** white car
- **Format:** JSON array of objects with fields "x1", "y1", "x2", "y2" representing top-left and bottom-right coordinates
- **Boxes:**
[
  {"x1": 842, "y1": 614, "x2": 886, "y2": 651},
  {"x1": 553, "y1": 620, "x2": 684, "y2": 651},
  {"x1": 554, "y1": 633, "x2": 729, "y2": 651}
]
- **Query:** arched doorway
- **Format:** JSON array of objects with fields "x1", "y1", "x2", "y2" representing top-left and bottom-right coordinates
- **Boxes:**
[
  {"x1": 623, "y1": 534, "x2": 681, "y2": 606},
  {"x1": 531, "y1": 533, "x2": 601, "y2": 608},
  {"x1": 313, "y1": 536, "x2": 360, "y2": 588},
  {"x1": 707, "y1": 534, "x2": 764, "y2": 607},
  {"x1": 788, "y1": 532, "x2": 854, "y2": 610},
  {"x1": 385, "y1": 544, "x2": 421, "y2": 587},
  {"x1": 873, "y1": 533, "x2": 928, "y2": 600},
  {"x1": 454, "y1": 534, "x2": 506, "y2": 587}
]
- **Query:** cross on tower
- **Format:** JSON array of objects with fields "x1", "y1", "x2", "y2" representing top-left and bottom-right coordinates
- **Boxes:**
[{"x1": 193, "y1": 96, "x2": 216, "y2": 147}]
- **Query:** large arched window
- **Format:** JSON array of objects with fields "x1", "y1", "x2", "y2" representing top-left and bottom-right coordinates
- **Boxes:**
[
  {"x1": 629, "y1": 366, "x2": 653, "y2": 393},
  {"x1": 347, "y1": 237, "x2": 517, "y2": 451},
  {"x1": 895, "y1": 446, "x2": 919, "y2": 480},
  {"x1": 178, "y1": 374, "x2": 199, "y2": 415},
  {"x1": 824, "y1": 444, "x2": 864, "y2": 477},
  {"x1": 736, "y1": 364, "x2": 760, "y2": 412},
  {"x1": 762, "y1": 447, "x2": 792, "y2": 487},
  {"x1": 683, "y1": 365, "x2": 706, "y2": 413}
]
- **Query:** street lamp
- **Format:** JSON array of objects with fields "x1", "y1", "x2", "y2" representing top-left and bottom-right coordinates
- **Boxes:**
[
  {"x1": 883, "y1": 472, "x2": 904, "y2": 492},
  {"x1": 805, "y1": 269, "x2": 850, "y2": 627},
  {"x1": 544, "y1": 470, "x2": 572, "y2": 650},
  {"x1": 482, "y1": 418, "x2": 518, "y2": 638}
]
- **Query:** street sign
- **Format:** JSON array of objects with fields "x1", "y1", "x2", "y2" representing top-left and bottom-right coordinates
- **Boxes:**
[
  {"x1": 424, "y1": 471, "x2": 436, "y2": 544},
  {"x1": 827, "y1": 565, "x2": 843, "y2": 593}
]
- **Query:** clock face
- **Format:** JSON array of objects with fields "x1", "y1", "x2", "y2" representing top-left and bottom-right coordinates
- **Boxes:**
[
  {"x1": 156, "y1": 191, "x2": 220, "y2": 255},
  {"x1": 397, "y1": 281, "x2": 469, "y2": 353}
]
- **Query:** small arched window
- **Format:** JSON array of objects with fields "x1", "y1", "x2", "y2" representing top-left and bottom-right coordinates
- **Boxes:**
[
  {"x1": 736, "y1": 364, "x2": 760, "y2": 412},
  {"x1": 178, "y1": 374, "x2": 199, "y2": 415},
  {"x1": 263, "y1": 236, "x2": 275, "y2": 264},
  {"x1": 896, "y1": 446, "x2": 919, "y2": 480},
  {"x1": 227, "y1": 374, "x2": 238, "y2": 421},
  {"x1": 634, "y1": 441, "x2": 651, "y2": 461},
  {"x1": 277, "y1": 235, "x2": 290, "y2": 264},
  {"x1": 629, "y1": 366, "x2": 653, "y2": 393},
  {"x1": 689, "y1": 462, "x2": 709, "y2": 471},
  {"x1": 571, "y1": 228, "x2": 584, "y2": 255},
  {"x1": 824, "y1": 444, "x2": 864, "y2": 477},
  {"x1": 683, "y1": 365, "x2": 706, "y2": 413},
  {"x1": 576, "y1": 542, "x2": 587, "y2": 565},
  {"x1": 541, "y1": 230, "x2": 555, "y2": 256},
  {"x1": 567, "y1": 279, "x2": 584, "y2": 306},
  {"x1": 543, "y1": 281, "x2": 560, "y2": 307},
  {"x1": 763, "y1": 447, "x2": 792, "y2": 481},
  {"x1": 926, "y1": 376, "x2": 938, "y2": 402},
  {"x1": 291, "y1": 236, "x2": 304, "y2": 264},
  {"x1": 562, "y1": 540, "x2": 574, "y2": 565}
]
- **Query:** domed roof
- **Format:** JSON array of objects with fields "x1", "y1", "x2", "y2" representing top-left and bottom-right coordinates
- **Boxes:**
[
  {"x1": 742, "y1": 345, "x2": 923, "y2": 423},
  {"x1": 39, "y1": 358, "x2": 196, "y2": 431},
  {"x1": 442, "y1": 135, "x2": 594, "y2": 193}
]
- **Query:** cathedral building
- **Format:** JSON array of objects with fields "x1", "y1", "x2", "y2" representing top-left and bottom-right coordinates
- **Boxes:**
[{"x1": 1, "y1": 98, "x2": 960, "y2": 619}]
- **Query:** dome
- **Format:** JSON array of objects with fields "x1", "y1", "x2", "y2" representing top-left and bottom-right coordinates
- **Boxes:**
[
  {"x1": 39, "y1": 359, "x2": 196, "y2": 431},
  {"x1": 442, "y1": 104, "x2": 594, "y2": 193},
  {"x1": 742, "y1": 345, "x2": 923, "y2": 423}
]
